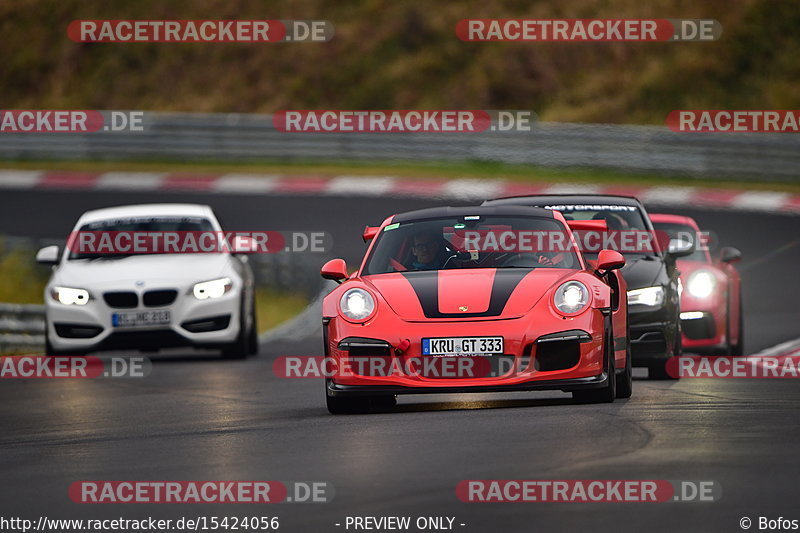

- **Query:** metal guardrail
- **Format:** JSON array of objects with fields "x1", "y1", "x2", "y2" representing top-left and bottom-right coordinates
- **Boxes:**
[
  {"x1": 0, "y1": 303, "x2": 45, "y2": 352},
  {"x1": 0, "y1": 112, "x2": 798, "y2": 181},
  {"x1": 251, "y1": 253, "x2": 329, "y2": 298}
]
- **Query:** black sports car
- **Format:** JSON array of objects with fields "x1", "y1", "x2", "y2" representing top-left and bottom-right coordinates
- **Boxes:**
[{"x1": 482, "y1": 194, "x2": 693, "y2": 379}]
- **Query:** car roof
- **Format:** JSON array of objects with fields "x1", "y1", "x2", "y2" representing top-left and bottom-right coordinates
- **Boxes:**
[
  {"x1": 391, "y1": 205, "x2": 554, "y2": 223},
  {"x1": 483, "y1": 194, "x2": 644, "y2": 208},
  {"x1": 76, "y1": 203, "x2": 214, "y2": 225},
  {"x1": 650, "y1": 213, "x2": 699, "y2": 229}
]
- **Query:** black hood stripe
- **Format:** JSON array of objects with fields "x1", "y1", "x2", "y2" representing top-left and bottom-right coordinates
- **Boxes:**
[{"x1": 401, "y1": 269, "x2": 530, "y2": 318}]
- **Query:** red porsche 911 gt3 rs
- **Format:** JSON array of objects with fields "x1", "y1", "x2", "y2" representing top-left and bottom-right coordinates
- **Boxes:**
[
  {"x1": 650, "y1": 214, "x2": 744, "y2": 355},
  {"x1": 320, "y1": 205, "x2": 631, "y2": 414}
]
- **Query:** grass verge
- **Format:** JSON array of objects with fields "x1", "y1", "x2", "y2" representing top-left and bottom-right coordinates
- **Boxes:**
[{"x1": 254, "y1": 287, "x2": 310, "y2": 334}]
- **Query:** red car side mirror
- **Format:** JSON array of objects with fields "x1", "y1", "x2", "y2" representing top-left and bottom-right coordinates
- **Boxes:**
[
  {"x1": 321, "y1": 258, "x2": 348, "y2": 283},
  {"x1": 596, "y1": 249, "x2": 625, "y2": 272}
]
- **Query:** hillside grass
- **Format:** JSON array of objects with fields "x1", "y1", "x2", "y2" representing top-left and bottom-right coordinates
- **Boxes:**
[{"x1": 1, "y1": 0, "x2": 798, "y2": 124}]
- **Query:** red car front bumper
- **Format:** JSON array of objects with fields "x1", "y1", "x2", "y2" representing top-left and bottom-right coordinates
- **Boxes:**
[
  {"x1": 325, "y1": 306, "x2": 611, "y2": 394},
  {"x1": 680, "y1": 291, "x2": 727, "y2": 350}
]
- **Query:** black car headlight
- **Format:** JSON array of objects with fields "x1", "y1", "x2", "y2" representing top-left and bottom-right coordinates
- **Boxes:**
[{"x1": 627, "y1": 286, "x2": 665, "y2": 307}]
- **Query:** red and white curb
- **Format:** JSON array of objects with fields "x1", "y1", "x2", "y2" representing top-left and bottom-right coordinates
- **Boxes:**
[
  {"x1": 1, "y1": 169, "x2": 798, "y2": 215},
  {"x1": 752, "y1": 337, "x2": 800, "y2": 358}
]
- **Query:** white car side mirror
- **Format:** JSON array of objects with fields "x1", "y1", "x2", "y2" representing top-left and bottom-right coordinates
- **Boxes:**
[{"x1": 36, "y1": 245, "x2": 60, "y2": 265}]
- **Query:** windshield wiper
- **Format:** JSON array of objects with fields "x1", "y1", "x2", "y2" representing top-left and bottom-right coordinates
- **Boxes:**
[{"x1": 80, "y1": 254, "x2": 135, "y2": 262}]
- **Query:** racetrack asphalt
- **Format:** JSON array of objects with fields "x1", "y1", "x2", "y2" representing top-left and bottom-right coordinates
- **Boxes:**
[{"x1": 0, "y1": 187, "x2": 798, "y2": 532}]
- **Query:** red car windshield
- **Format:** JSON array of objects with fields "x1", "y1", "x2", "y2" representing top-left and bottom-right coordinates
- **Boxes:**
[
  {"x1": 363, "y1": 215, "x2": 582, "y2": 275},
  {"x1": 652, "y1": 222, "x2": 709, "y2": 262}
]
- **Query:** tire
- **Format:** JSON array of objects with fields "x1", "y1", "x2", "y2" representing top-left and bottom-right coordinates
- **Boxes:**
[
  {"x1": 247, "y1": 294, "x2": 259, "y2": 356},
  {"x1": 326, "y1": 395, "x2": 371, "y2": 414},
  {"x1": 730, "y1": 294, "x2": 744, "y2": 356},
  {"x1": 648, "y1": 360, "x2": 677, "y2": 380},
  {"x1": 44, "y1": 328, "x2": 87, "y2": 357},
  {"x1": 573, "y1": 327, "x2": 616, "y2": 403},
  {"x1": 325, "y1": 380, "x2": 396, "y2": 414},
  {"x1": 326, "y1": 394, "x2": 396, "y2": 414},
  {"x1": 222, "y1": 331, "x2": 248, "y2": 360},
  {"x1": 222, "y1": 298, "x2": 249, "y2": 360},
  {"x1": 615, "y1": 346, "x2": 633, "y2": 399},
  {"x1": 649, "y1": 324, "x2": 681, "y2": 380},
  {"x1": 44, "y1": 328, "x2": 55, "y2": 357}
]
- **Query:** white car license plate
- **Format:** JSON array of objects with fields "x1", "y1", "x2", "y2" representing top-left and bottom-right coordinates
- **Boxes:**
[
  {"x1": 422, "y1": 337, "x2": 503, "y2": 357},
  {"x1": 112, "y1": 310, "x2": 171, "y2": 328}
]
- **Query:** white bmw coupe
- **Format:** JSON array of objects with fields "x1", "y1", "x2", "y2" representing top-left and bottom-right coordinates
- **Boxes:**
[{"x1": 36, "y1": 203, "x2": 258, "y2": 359}]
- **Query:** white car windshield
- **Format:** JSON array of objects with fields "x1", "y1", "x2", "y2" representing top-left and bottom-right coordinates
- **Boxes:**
[{"x1": 68, "y1": 216, "x2": 215, "y2": 260}]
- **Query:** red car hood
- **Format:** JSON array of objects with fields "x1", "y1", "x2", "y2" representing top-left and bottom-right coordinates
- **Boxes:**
[
  {"x1": 676, "y1": 259, "x2": 719, "y2": 277},
  {"x1": 363, "y1": 268, "x2": 574, "y2": 321}
]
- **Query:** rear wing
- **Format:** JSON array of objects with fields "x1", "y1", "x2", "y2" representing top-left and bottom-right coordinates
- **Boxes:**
[
  {"x1": 566, "y1": 219, "x2": 608, "y2": 232},
  {"x1": 362, "y1": 225, "x2": 380, "y2": 242}
]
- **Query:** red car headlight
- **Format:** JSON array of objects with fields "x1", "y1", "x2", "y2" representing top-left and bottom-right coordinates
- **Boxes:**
[
  {"x1": 339, "y1": 288, "x2": 377, "y2": 322},
  {"x1": 553, "y1": 281, "x2": 590, "y2": 315},
  {"x1": 687, "y1": 270, "x2": 716, "y2": 298}
]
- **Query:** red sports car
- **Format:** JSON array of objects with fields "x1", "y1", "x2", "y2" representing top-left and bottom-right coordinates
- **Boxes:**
[
  {"x1": 650, "y1": 214, "x2": 743, "y2": 355},
  {"x1": 319, "y1": 205, "x2": 631, "y2": 414}
]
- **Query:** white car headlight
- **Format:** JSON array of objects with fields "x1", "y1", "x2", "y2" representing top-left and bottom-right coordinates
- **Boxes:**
[
  {"x1": 193, "y1": 278, "x2": 233, "y2": 300},
  {"x1": 339, "y1": 288, "x2": 376, "y2": 321},
  {"x1": 687, "y1": 270, "x2": 716, "y2": 298},
  {"x1": 553, "y1": 281, "x2": 589, "y2": 315},
  {"x1": 627, "y1": 286, "x2": 665, "y2": 307},
  {"x1": 51, "y1": 286, "x2": 90, "y2": 305}
]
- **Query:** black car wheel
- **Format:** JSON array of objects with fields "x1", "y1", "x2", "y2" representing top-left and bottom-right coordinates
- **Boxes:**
[
  {"x1": 325, "y1": 379, "x2": 396, "y2": 414},
  {"x1": 44, "y1": 328, "x2": 55, "y2": 357},
  {"x1": 222, "y1": 297, "x2": 250, "y2": 360},
  {"x1": 729, "y1": 294, "x2": 744, "y2": 356},
  {"x1": 247, "y1": 294, "x2": 259, "y2": 355},
  {"x1": 616, "y1": 345, "x2": 633, "y2": 399}
]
